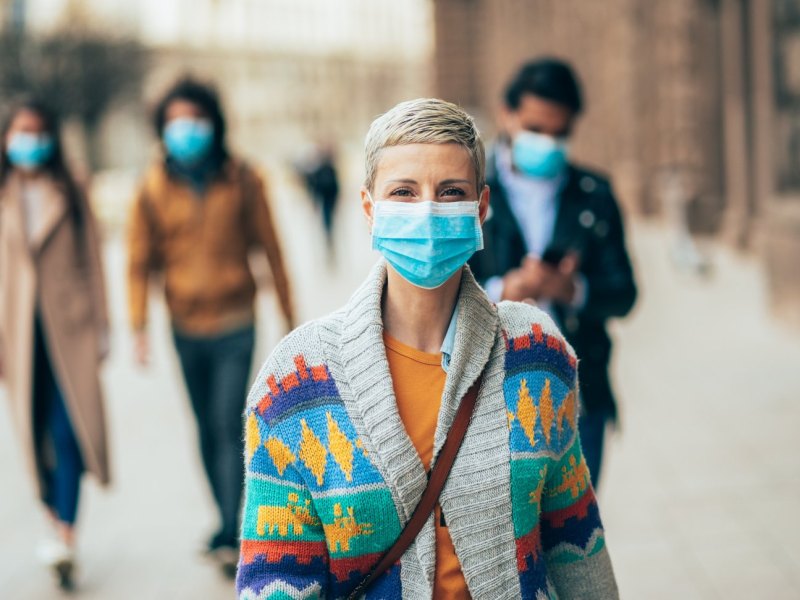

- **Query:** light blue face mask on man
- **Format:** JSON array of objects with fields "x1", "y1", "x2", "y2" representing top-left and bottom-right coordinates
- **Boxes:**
[
  {"x1": 370, "y1": 196, "x2": 484, "y2": 289},
  {"x1": 163, "y1": 118, "x2": 214, "y2": 165},
  {"x1": 512, "y1": 130, "x2": 569, "y2": 179},
  {"x1": 6, "y1": 132, "x2": 55, "y2": 170}
]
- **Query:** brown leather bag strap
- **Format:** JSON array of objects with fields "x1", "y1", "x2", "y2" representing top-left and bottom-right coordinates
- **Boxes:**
[{"x1": 347, "y1": 375, "x2": 483, "y2": 600}]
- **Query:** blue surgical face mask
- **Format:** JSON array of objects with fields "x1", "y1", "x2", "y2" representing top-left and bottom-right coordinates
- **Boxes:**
[
  {"x1": 370, "y1": 195, "x2": 484, "y2": 289},
  {"x1": 512, "y1": 130, "x2": 568, "y2": 179},
  {"x1": 163, "y1": 118, "x2": 214, "y2": 165},
  {"x1": 6, "y1": 132, "x2": 55, "y2": 171}
]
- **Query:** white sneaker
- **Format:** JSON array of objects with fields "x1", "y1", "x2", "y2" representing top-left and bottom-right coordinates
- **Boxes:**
[{"x1": 37, "y1": 538, "x2": 76, "y2": 590}]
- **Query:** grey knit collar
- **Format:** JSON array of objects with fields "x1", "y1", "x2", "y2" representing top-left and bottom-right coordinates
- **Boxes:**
[{"x1": 335, "y1": 261, "x2": 521, "y2": 597}]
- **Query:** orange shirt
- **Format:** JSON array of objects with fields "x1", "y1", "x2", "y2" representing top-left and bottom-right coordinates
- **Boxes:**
[{"x1": 384, "y1": 333, "x2": 471, "y2": 600}]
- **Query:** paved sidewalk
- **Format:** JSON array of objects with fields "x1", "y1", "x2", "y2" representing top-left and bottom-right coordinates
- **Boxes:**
[
  {"x1": 601, "y1": 223, "x2": 800, "y2": 598},
  {"x1": 1, "y1": 173, "x2": 798, "y2": 598}
]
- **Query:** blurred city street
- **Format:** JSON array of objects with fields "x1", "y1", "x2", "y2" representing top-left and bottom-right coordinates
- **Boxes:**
[
  {"x1": 0, "y1": 170, "x2": 798, "y2": 599},
  {"x1": 2, "y1": 1, "x2": 800, "y2": 599}
]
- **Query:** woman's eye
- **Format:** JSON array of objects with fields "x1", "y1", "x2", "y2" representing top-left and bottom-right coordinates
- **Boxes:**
[
  {"x1": 389, "y1": 188, "x2": 414, "y2": 197},
  {"x1": 440, "y1": 187, "x2": 466, "y2": 197}
]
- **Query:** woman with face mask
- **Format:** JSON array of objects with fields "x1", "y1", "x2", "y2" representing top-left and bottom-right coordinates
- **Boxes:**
[
  {"x1": 0, "y1": 99, "x2": 110, "y2": 590},
  {"x1": 127, "y1": 78, "x2": 295, "y2": 577},
  {"x1": 236, "y1": 98, "x2": 618, "y2": 599}
]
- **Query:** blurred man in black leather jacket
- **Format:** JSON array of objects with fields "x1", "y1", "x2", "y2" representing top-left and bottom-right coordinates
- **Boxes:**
[{"x1": 470, "y1": 58, "x2": 637, "y2": 487}]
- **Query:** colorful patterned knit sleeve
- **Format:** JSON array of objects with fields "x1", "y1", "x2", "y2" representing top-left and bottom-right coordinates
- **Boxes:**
[
  {"x1": 499, "y1": 300, "x2": 618, "y2": 599},
  {"x1": 539, "y1": 375, "x2": 619, "y2": 598},
  {"x1": 238, "y1": 396, "x2": 330, "y2": 598}
]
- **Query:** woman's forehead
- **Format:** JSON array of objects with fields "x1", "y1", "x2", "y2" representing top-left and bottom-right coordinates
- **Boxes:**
[
  {"x1": 374, "y1": 143, "x2": 475, "y2": 185},
  {"x1": 10, "y1": 109, "x2": 47, "y2": 132}
]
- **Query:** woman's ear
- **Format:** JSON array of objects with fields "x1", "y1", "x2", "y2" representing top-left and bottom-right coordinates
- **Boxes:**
[
  {"x1": 478, "y1": 185, "x2": 490, "y2": 224},
  {"x1": 360, "y1": 186, "x2": 374, "y2": 229}
]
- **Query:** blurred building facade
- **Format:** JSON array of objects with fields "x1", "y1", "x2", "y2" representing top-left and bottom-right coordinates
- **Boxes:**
[
  {"x1": 4, "y1": 0, "x2": 433, "y2": 167},
  {"x1": 4, "y1": 0, "x2": 797, "y2": 325},
  {"x1": 433, "y1": 0, "x2": 800, "y2": 326}
]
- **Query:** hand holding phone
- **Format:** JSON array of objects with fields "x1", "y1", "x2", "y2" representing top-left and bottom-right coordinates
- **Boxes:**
[{"x1": 540, "y1": 246, "x2": 566, "y2": 267}]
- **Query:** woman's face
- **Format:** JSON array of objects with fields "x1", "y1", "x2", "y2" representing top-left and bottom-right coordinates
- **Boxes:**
[
  {"x1": 4, "y1": 109, "x2": 54, "y2": 173},
  {"x1": 361, "y1": 143, "x2": 489, "y2": 224},
  {"x1": 5, "y1": 109, "x2": 47, "y2": 147}
]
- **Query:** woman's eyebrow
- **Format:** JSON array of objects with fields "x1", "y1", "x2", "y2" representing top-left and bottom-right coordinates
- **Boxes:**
[
  {"x1": 385, "y1": 178, "x2": 418, "y2": 185},
  {"x1": 439, "y1": 179, "x2": 472, "y2": 186}
]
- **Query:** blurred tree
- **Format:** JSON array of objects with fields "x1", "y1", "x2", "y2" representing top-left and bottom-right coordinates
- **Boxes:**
[{"x1": 0, "y1": 28, "x2": 148, "y2": 169}]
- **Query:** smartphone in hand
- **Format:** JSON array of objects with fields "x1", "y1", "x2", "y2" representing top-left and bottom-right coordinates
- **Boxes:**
[{"x1": 540, "y1": 246, "x2": 566, "y2": 266}]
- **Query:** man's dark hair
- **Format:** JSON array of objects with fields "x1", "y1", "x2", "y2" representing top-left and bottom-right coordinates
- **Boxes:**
[
  {"x1": 504, "y1": 57, "x2": 583, "y2": 114},
  {"x1": 153, "y1": 77, "x2": 228, "y2": 160}
]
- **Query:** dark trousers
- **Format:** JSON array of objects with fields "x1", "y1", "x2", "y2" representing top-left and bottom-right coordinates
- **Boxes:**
[
  {"x1": 173, "y1": 325, "x2": 255, "y2": 549},
  {"x1": 578, "y1": 407, "x2": 611, "y2": 489},
  {"x1": 320, "y1": 195, "x2": 336, "y2": 239},
  {"x1": 33, "y1": 318, "x2": 84, "y2": 525}
]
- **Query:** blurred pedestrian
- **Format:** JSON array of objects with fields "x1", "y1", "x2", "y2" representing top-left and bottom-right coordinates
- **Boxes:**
[
  {"x1": 237, "y1": 98, "x2": 618, "y2": 599},
  {"x1": 0, "y1": 98, "x2": 110, "y2": 590},
  {"x1": 127, "y1": 78, "x2": 295, "y2": 577},
  {"x1": 469, "y1": 58, "x2": 637, "y2": 488},
  {"x1": 300, "y1": 144, "x2": 339, "y2": 252}
]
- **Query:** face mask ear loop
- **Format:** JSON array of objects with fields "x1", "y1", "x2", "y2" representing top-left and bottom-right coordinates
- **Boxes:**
[{"x1": 366, "y1": 190, "x2": 377, "y2": 240}]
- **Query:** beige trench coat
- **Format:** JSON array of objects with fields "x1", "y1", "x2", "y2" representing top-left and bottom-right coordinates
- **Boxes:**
[{"x1": 0, "y1": 172, "x2": 110, "y2": 500}]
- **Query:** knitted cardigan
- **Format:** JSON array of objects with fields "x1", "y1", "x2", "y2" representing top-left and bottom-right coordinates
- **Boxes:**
[{"x1": 237, "y1": 262, "x2": 618, "y2": 599}]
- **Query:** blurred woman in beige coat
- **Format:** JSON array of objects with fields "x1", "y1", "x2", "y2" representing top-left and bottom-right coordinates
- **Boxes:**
[{"x1": 0, "y1": 98, "x2": 110, "y2": 590}]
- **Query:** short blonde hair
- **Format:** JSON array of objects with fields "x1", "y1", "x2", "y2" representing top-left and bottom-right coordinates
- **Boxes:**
[{"x1": 364, "y1": 98, "x2": 485, "y2": 192}]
